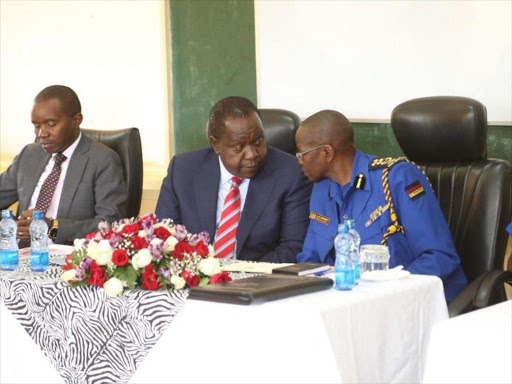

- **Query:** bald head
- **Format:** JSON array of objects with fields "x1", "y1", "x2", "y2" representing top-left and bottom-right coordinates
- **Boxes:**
[{"x1": 298, "y1": 110, "x2": 354, "y2": 152}]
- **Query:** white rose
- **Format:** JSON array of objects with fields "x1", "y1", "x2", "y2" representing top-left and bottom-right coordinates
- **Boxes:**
[
  {"x1": 170, "y1": 275, "x2": 186, "y2": 290},
  {"x1": 198, "y1": 257, "x2": 221, "y2": 276},
  {"x1": 208, "y1": 244, "x2": 215, "y2": 257},
  {"x1": 74, "y1": 238, "x2": 86, "y2": 251},
  {"x1": 95, "y1": 240, "x2": 114, "y2": 266},
  {"x1": 138, "y1": 230, "x2": 148, "y2": 238},
  {"x1": 104, "y1": 277, "x2": 124, "y2": 297},
  {"x1": 61, "y1": 269, "x2": 76, "y2": 283},
  {"x1": 150, "y1": 238, "x2": 164, "y2": 247},
  {"x1": 163, "y1": 236, "x2": 178, "y2": 254},
  {"x1": 86, "y1": 241, "x2": 100, "y2": 260},
  {"x1": 132, "y1": 249, "x2": 153, "y2": 269}
]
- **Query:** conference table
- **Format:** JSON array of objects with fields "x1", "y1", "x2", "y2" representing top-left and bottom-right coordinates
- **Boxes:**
[
  {"x1": 423, "y1": 300, "x2": 512, "y2": 384},
  {"x1": 1, "y1": 252, "x2": 448, "y2": 384}
]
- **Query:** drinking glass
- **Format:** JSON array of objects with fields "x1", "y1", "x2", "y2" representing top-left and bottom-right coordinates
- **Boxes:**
[{"x1": 360, "y1": 244, "x2": 390, "y2": 273}]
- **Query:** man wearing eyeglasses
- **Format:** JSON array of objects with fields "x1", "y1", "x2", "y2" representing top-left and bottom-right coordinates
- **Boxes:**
[
  {"x1": 155, "y1": 97, "x2": 311, "y2": 263},
  {"x1": 295, "y1": 110, "x2": 467, "y2": 303}
]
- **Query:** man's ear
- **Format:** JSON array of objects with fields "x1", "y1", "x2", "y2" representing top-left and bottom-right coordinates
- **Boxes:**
[
  {"x1": 73, "y1": 113, "x2": 83, "y2": 128},
  {"x1": 324, "y1": 145, "x2": 336, "y2": 163},
  {"x1": 209, "y1": 135, "x2": 219, "y2": 154}
]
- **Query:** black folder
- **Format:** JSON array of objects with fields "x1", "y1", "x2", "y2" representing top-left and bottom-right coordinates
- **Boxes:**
[{"x1": 188, "y1": 274, "x2": 333, "y2": 305}]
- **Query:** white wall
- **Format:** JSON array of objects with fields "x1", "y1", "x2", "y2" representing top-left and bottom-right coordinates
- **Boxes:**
[
  {"x1": 0, "y1": 0, "x2": 171, "y2": 174},
  {"x1": 255, "y1": 0, "x2": 512, "y2": 123}
]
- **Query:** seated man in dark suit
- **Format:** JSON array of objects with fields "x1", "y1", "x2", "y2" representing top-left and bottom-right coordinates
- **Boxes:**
[
  {"x1": 0, "y1": 85, "x2": 128, "y2": 244},
  {"x1": 155, "y1": 96, "x2": 311, "y2": 263}
]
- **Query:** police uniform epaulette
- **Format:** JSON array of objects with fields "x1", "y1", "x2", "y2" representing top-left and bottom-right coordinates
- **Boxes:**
[{"x1": 368, "y1": 157, "x2": 407, "y2": 170}]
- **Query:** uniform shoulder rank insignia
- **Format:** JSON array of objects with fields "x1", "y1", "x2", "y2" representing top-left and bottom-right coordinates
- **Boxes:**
[
  {"x1": 369, "y1": 157, "x2": 406, "y2": 170},
  {"x1": 405, "y1": 180, "x2": 425, "y2": 200},
  {"x1": 353, "y1": 173, "x2": 366, "y2": 189},
  {"x1": 309, "y1": 211, "x2": 330, "y2": 225}
]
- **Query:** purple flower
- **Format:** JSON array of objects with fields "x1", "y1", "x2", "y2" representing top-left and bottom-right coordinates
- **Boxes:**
[
  {"x1": 81, "y1": 257, "x2": 92, "y2": 270},
  {"x1": 108, "y1": 233, "x2": 123, "y2": 248},
  {"x1": 174, "y1": 224, "x2": 188, "y2": 241},
  {"x1": 197, "y1": 231, "x2": 211, "y2": 245},
  {"x1": 159, "y1": 268, "x2": 171, "y2": 279},
  {"x1": 148, "y1": 241, "x2": 164, "y2": 261},
  {"x1": 141, "y1": 219, "x2": 154, "y2": 234},
  {"x1": 75, "y1": 267, "x2": 85, "y2": 281},
  {"x1": 98, "y1": 221, "x2": 110, "y2": 235}
]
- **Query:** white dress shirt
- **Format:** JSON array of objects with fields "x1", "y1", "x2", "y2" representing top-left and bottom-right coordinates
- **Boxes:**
[
  {"x1": 28, "y1": 133, "x2": 82, "y2": 218},
  {"x1": 216, "y1": 157, "x2": 250, "y2": 228}
]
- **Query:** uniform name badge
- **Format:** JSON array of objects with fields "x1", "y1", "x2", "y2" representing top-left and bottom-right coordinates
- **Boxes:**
[
  {"x1": 365, "y1": 204, "x2": 389, "y2": 227},
  {"x1": 310, "y1": 212, "x2": 330, "y2": 225}
]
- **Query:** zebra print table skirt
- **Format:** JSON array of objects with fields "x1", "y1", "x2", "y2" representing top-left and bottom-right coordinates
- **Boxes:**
[{"x1": 0, "y1": 257, "x2": 188, "y2": 384}]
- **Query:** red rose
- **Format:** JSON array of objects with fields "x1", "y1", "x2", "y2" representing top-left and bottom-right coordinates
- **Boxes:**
[
  {"x1": 85, "y1": 231, "x2": 98, "y2": 240},
  {"x1": 209, "y1": 271, "x2": 232, "y2": 284},
  {"x1": 154, "y1": 227, "x2": 171, "y2": 241},
  {"x1": 104, "y1": 230, "x2": 115, "y2": 239},
  {"x1": 88, "y1": 261, "x2": 107, "y2": 287},
  {"x1": 180, "y1": 270, "x2": 199, "y2": 287},
  {"x1": 172, "y1": 241, "x2": 193, "y2": 260},
  {"x1": 142, "y1": 264, "x2": 160, "y2": 290},
  {"x1": 119, "y1": 223, "x2": 140, "y2": 235},
  {"x1": 112, "y1": 249, "x2": 129, "y2": 266},
  {"x1": 195, "y1": 240, "x2": 209, "y2": 258},
  {"x1": 130, "y1": 235, "x2": 148, "y2": 250},
  {"x1": 62, "y1": 254, "x2": 74, "y2": 271}
]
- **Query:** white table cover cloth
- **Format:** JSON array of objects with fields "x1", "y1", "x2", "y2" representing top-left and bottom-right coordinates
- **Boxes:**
[
  {"x1": 131, "y1": 275, "x2": 448, "y2": 384},
  {"x1": 423, "y1": 300, "x2": 512, "y2": 384}
]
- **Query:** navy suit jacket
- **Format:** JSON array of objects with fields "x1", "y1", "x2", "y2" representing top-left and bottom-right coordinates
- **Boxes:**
[{"x1": 155, "y1": 146, "x2": 312, "y2": 263}]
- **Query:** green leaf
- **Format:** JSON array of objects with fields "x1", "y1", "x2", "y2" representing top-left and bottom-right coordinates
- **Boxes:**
[
  {"x1": 113, "y1": 264, "x2": 139, "y2": 290},
  {"x1": 199, "y1": 277, "x2": 210, "y2": 286}
]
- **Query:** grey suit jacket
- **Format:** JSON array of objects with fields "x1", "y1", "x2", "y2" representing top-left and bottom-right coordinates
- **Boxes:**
[
  {"x1": 155, "y1": 146, "x2": 312, "y2": 263},
  {"x1": 0, "y1": 134, "x2": 128, "y2": 244}
]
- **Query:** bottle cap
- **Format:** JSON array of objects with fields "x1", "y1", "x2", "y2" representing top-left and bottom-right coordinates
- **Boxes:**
[{"x1": 33, "y1": 210, "x2": 44, "y2": 220}]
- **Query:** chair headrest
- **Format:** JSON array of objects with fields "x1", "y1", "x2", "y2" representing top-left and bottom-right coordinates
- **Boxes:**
[{"x1": 391, "y1": 96, "x2": 487, "y2": 162}]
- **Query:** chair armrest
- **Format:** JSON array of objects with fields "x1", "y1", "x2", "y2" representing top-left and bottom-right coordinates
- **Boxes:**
[{"x1": 448, "y1": 270, "x2": 512, "y2": 317}]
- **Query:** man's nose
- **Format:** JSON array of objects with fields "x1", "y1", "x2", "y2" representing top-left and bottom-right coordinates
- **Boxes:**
[
  {"x1": 244, "y1": 145, "x2": 258, "y2": 159},
  {"x1": 38, "y1": 127, "x2": 49, "y2": 138}
]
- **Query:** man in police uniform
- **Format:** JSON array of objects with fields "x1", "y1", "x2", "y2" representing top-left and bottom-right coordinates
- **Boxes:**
[{"x1": 295, "y1": 110, "x2": 467, "y2": 303}]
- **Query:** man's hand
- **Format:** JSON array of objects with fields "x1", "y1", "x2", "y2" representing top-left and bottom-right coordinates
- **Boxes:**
[{"x1": 17, "y1": 209, "x2": 52, "y2": 239}]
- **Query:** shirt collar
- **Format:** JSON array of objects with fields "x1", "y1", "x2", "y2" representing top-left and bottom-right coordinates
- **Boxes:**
[
  {"x1": 218, "y1": 156, "x2": 244, "y2": 186},
  {"x1": 57, "y1": 132, "x2": 81, "y2": 160}
]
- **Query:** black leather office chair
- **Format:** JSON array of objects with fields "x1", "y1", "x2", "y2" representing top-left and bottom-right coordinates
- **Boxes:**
[
  {"x1": 260, "y1": 109, "x2": 301, "y2": 155},
  {"x1": 81, "y1": 128, "x2": 143, "y2": 218},
  {"x1": 391, "y1": 96, "x2": 512, "y2": 316}
]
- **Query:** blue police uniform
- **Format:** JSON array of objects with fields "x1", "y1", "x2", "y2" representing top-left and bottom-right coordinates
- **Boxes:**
[{"x1": 297, "y1": 149, "x2": 467, "y2": 303}]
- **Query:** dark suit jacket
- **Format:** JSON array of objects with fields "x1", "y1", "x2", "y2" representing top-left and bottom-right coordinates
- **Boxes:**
[
  {"x1": 155, "y1": 146, "x2": 312, "y2": 263},
  {"x1": 0, "y1": 134, "x2": 128, "y2": 243}
]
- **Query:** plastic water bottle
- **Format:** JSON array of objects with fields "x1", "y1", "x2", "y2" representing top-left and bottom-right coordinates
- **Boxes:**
[
  {"x1": 346, "y1": 219, "x2": 361, "y2": 284},
  {"x1": 0, "y1": 209, "x2": 19, "y2": 271},
  {"x1": 334, "y1": 223, "x2": 354, "y2": 290},
  {"x1": 30, "y1": 211, "x2": 49, "y2": 272}
]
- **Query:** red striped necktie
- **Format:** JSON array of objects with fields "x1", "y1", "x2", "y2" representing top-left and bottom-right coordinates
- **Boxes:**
[{"x1": 214, "y1": 176, "x2": 242, "y2": 260}]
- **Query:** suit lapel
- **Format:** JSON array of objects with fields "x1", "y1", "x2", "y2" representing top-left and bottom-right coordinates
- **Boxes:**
[
  {"x1": 195, "y1": 150, "x2": 220, "y2": 239},
  {"x1": 236, "y1": 160, "x2": 276, "y2": 258},
  {"x1": 58, "y1": 135, "x2": 90, "y2": 218},
  {"x1": 19, "y1": 148, "x2": 51, "y2": 212}
]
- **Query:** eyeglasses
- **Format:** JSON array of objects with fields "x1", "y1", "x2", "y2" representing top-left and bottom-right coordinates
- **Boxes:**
[{"x1": 295, "y1": 145, "x2": 328, "y2": 161}]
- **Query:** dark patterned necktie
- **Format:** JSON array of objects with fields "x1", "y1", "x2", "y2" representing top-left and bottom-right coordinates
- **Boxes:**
[
  {"x1": 19, "y1": 153, "x2": 67, "y2": 248},
  {"x1": 35, "y1": 153, "x2": 67, "y2": 211}
]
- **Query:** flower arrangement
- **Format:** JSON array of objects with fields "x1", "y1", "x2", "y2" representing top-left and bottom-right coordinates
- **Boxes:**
[{"x1": 61, "y1": 213, "x2": 231, "y2": 297}]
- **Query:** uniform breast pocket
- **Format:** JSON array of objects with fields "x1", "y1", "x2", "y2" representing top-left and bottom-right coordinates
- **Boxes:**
[{"x1": 358, "y1": 210, "x2": 392, "y2": 244}]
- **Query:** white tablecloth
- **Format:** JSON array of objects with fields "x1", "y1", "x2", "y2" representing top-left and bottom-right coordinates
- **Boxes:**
[
  {"x1": 423, "y1": 300, "x2": 512, "y2": 384},
  {"x1": 131, "y1": 275, "x2": 448, "y2": 384}
]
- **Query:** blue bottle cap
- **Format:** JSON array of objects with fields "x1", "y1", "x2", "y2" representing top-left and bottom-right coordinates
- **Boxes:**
[{"x1": 33, "y1": 210, "x2": 44, "y2": 220}]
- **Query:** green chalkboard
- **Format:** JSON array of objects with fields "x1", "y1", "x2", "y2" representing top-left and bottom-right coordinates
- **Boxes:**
[
  {"x1": 169, "y1": 0, "x2": 257, "y2": 154},
  {"x1": 353, "y1": 122, "x2": 512, "y2": 165}
]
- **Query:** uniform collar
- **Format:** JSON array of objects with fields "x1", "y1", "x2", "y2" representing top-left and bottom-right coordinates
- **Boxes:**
[{"x1": 326, "y1": 149, "x2": 372, "y2": 197}]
